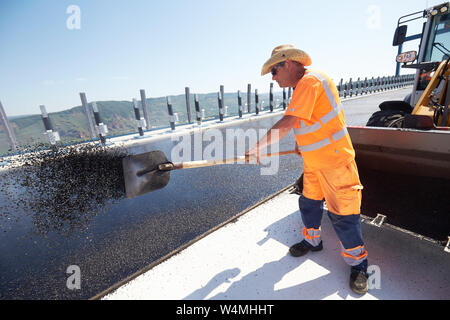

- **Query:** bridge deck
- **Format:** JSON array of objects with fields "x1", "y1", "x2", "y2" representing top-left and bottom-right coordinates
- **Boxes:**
[{"x1": 102, "y1": 189, "x2": 450, "y2": 300}]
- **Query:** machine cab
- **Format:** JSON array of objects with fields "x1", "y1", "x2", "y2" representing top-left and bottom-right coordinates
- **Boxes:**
[{"x1": 393, "y1": 2, "x2": 450, "y2": 106}]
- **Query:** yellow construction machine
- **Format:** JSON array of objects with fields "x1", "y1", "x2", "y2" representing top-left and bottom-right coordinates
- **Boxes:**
[
  {"x1": 343, "y1": 3, "x2": 449, "y2": 243},
  {"x1": 349, "y1": 2, "x2": 450, "y2": 179}
]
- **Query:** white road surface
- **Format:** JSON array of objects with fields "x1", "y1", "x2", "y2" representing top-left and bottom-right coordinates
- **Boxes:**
[{"x1": 103, "y1": 189, "x2": 450, "y2": 300}]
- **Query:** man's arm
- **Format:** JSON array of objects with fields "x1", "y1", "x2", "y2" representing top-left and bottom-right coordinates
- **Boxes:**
[{"x1": 245, "y1": 115, "x2": 298, "y2": 162}]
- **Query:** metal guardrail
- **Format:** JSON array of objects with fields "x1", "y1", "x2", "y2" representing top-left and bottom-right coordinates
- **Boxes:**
[
  {"x1": 336, "y1": 74, "x2": 415, "y2": 98},
  {"x1": 0, "y1": 74, "x2": 415, "y2": 156}
]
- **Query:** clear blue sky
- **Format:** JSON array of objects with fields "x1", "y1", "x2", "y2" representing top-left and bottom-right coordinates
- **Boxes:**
[{"x1": 0, "y1": 0, "x2": 444, "y2": 116}]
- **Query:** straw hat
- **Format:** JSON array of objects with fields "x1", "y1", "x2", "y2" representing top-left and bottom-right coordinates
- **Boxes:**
[{"x1": 261, "y1": 44, "x2": 312, "y2": 76}]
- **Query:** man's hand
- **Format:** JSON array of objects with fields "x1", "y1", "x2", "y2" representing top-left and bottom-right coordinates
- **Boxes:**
[
  {"x1": 245, "y1": 115, "x2": 298, "y2": 165},
  {"x1": 245, "y1": 144, "x2": 260, "y2": 165},
  {"x1": 295, "y1": 142, "x2": 301, "y2": 156}
]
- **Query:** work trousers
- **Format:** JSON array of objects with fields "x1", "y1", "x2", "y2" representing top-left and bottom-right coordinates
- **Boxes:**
[
  {"x1": 299, "y1": 160, "x2": 368, "y2": 271},
  {"x1": 299, "y1": 196, "x2": 368, "y2": 270}
]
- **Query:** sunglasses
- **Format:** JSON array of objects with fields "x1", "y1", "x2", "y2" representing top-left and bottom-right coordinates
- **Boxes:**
[{"x1": 271, "y1": 61, "x2": 286, "y2": 76}]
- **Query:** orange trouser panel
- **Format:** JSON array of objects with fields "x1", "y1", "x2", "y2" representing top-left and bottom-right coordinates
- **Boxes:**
[{"x1": 302, "y1": 159, "x2": 363, "y2": 215}]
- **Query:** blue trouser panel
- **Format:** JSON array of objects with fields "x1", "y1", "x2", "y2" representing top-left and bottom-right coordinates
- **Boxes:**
[
  {"x1": 299, "y1": 195, "x2": 368, "y2": 271},
  {"x1": 299, "y1": 195, "x2": 323, "y2": 229}
]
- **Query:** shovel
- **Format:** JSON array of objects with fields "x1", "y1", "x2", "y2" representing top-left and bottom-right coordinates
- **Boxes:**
[{"x1": 122, "y1": 149, "x2": 297, "y2": 198}]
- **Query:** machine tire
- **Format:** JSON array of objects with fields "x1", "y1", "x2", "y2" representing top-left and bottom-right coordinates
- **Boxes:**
[
  {"x1": 379, "y1": 100, "x2": 413, "y2": 112},
  {"x1": 366, "y1": 110, "x2": 406, "y2": 128}
]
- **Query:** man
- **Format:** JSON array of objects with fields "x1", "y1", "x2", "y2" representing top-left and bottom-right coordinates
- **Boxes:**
[{"x1": 246, "y1": 44, "x2": 369, "y2": 295}]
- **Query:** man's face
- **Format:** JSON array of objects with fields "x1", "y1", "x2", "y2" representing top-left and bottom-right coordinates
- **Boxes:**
[{"x1": 271, "y1": 60, "x2": 290, "y2": 87}]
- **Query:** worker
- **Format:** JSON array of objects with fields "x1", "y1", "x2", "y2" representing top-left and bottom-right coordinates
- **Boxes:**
[{"x1": 245, "y1": 44, "x2": 369, "y2": 295}]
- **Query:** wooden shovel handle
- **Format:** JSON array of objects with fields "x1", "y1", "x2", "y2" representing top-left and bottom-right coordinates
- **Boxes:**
[{"x1": 160, "y1": 150, "x2": 297, "y2": 171}]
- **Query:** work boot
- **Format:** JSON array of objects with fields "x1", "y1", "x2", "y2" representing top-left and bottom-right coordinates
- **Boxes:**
[
  {"x1": 289, "y1": 240, "x2": 323, "y2": 257},
  {"x1": 349, "y1": 267, "x2": 369, "y2": 295}
]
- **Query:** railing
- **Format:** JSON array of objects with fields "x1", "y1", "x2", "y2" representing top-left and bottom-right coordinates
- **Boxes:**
[
  {"x1": 0, "y1": 74, "x2": 415, "y2": 156},
  {"x1": 336, "y1": 74, "x2": 415, "y2": 98}
]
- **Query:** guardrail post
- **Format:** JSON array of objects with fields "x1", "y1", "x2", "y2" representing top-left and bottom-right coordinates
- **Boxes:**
[
  {"x1": 255, "y1": 89, "x2": 259, "y2": 115},
  {"x1": 357, "y1": 77, "x2": 361, "y2": 96},
  {"x1": 0, "y1": 101, "x2": 18, "y2": 152},
  {"x1": 185, "y1": 87, "x2": 192, "y2": 124},
  {"x1": 269, "y1": 83, "x2": 274, "y2": 112},
  {"x1": 194, "y1": 94, "x2": 202, "y2": 125},
  {"x1": 133, "y1": 98, "x2": 146, "y2": 137},
  {"x1": 79, "y1": 92, "x2": 96, "y2": 140},
  {"x1": 247, "y1": 84, "x2": 251, "y2": 113},
  {"x1": 140, "y1": 89, "x2": 151, "y2": 130},
  {"x1": 220, "y1": 85, "x2": 225, "y2": 113},
  {"x1": 218, "y1": 92, "x2": 224, "y2": 122},
  {"x1": 166, "y1": 97, "x2": 176, "y2": 131},
  {"x1": 237, "y1": 90, "x2": 243, "y2": 118},
  {"x1": 350, "y1": 79, "x2": 353, "y2": 96},
  {"x1": 91, "y1": 102, "x2": 108, "y2": 145},
  {"x1": 39, "y1": 105, "x2": 60, "y2": 146}
]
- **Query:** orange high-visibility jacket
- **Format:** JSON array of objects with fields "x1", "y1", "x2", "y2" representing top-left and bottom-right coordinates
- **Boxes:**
[{"x1": 284, "y1": 69, "x2": 355, "y2": 172}]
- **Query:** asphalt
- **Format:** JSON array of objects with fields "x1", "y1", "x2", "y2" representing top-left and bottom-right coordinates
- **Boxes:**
[{"x1": 1, "y1": 87, "x2": 447, "y2": 300}]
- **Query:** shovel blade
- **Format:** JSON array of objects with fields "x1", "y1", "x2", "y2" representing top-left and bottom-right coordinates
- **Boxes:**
[{"x1": 122, "y1": 150, "x2": 171, "y2": 198}]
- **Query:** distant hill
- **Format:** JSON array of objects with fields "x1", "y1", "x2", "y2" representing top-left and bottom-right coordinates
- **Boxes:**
[{"x1": 0, "y1": 91, "x2": 287, "y2": 155}]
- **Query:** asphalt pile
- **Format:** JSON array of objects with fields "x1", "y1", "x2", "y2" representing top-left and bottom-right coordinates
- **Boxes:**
[{"x1": 0, "y1": 143, "x2": 128, "y2": 235}]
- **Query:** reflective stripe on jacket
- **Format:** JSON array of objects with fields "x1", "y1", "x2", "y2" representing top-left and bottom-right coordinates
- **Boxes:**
[{"x1": 285, "y1": 70, "x2": 355, "y2": 171}]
